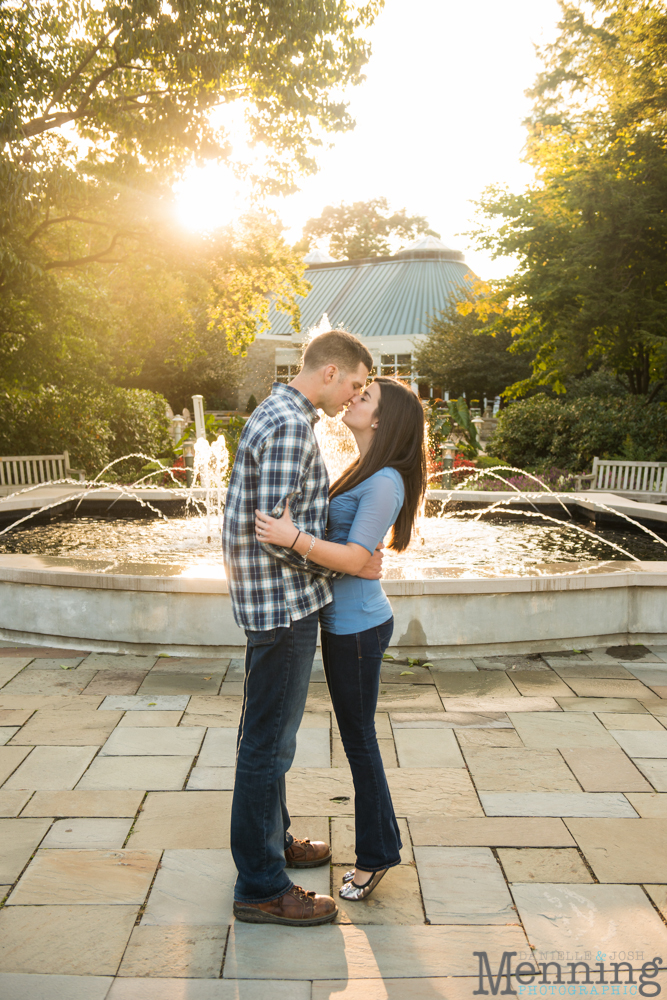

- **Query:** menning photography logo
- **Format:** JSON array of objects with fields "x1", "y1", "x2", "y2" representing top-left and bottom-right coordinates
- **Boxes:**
[{"x1": 474, "y1": 952, "x2": 664, "y2": 997}]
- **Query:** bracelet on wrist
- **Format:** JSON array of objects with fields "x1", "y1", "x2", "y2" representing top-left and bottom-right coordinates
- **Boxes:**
[
  {"x1": 304, "y1": 534, "x2": 316, "y2": 559},
  {"x1": 290, "y1": 529, "x2": 301, "y2": 550}
]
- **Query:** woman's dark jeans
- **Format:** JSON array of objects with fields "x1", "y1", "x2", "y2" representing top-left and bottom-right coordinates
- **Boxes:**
[{"x1": 321, "y1": 617, "x2": 402, "y2": 873}]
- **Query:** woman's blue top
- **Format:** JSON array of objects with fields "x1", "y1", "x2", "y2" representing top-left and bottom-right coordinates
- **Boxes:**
[{"x1": 319, "y1": 466, "x2": 405, "y2": 636}]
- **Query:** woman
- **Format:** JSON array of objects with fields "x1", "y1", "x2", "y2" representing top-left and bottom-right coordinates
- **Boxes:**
[{"x1": 255, "y1": 376, "x2": 427, "y2": 902}]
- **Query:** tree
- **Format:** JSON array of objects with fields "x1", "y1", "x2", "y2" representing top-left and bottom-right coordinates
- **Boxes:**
[
  {"x1": 300, "y1": 197, "x2": 439, "y2": 259},
  {"x1": 414, "y1": 285, "x2": 531, "y2": 402},
  {"x1": 468, "y1": 0, "x2": 667, "y2": 398}
]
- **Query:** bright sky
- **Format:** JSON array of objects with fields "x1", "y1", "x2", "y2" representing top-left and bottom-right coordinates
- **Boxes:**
[{"x1": 176, "y1": 0, "x2": 563, "y2": 280}]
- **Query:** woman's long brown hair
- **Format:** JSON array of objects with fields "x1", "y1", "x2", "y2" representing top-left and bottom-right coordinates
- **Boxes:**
[{"x1": 329, "y1": 376, "x2": 428, "y2": 551}]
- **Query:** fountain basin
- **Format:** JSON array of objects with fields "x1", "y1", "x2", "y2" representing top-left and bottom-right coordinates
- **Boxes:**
[{"x1": 2, "y1": 553, "x2": 667, "y2": 656}]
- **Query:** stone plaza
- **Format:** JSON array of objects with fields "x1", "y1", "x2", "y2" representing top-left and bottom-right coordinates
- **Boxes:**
[{"x1": 1, "y1": 641, "x2": 667, "y2": 998}]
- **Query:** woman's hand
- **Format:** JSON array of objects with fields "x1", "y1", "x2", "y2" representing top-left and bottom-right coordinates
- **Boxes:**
[{"x1": 255, "y1": 504, "x2": 299, "y2": 548}]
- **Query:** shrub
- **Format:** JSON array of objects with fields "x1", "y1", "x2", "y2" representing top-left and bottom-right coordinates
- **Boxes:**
[
  {"x1": 490, "y1": 395, "x2": 667, "y2": 473},
  {"x1": 0, "y1": 383, "x2": 171, "y2": 478}
]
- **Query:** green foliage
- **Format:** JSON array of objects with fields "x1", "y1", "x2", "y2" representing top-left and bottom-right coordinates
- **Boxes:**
[
  {"x1": 245, "y1": 394, "x2": 258, "y2": 414},
  {"x1": 300, "y1": 197, "x2": 438, "y2": 260},
  {"x1": 219, "y1": 415, "x2": 248, "y2": 469},
  {"x1": 414, "y1": 285, "x2": 531, "y2": 400},
  {"x1": 426, "y1": 398, "x2": 480, "y2": 459},
  {"x1": 491, "y1": 395, "x2": 667, "y2": 473},
  {"x1": 0, "y1": 383, "x2": 171, "y2": 476},
  {"x1": 468, "y1": 0, "x2": 667, "y2": 398}
]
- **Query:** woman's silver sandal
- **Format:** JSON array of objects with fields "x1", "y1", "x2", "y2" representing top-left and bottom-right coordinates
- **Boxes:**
[
  {"x1": 339, "y1": 868, "x2": 388, "y2": 901},
  {"x1": 342, "y1": 869, "x2": 355, "y2": 883}
]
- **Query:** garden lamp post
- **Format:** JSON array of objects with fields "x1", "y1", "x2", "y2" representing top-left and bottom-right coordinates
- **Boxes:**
[
  {"x1": 183, "y1": 440, "x2": 195, "y2": 488},
  {"x1": 441, "y1": 437, "x2": 457, "y2": 488}
]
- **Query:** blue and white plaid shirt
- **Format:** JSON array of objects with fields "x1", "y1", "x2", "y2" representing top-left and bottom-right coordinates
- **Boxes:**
[{"x1": 222, "y1": 382, "x2": 333, "y2": 631}]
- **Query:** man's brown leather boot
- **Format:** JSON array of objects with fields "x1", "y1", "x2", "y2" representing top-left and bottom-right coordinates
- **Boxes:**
[
  {"x1": 233, "y1": 885, "x2": 337, "y2": 926},
  {"x1": 285, "y1": 837, "x2": 331, "y2": 869}
]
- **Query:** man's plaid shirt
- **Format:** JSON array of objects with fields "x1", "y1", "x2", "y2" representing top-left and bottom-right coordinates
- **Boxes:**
[{"x1": 222, "y1": 382, "x2": 333, "y2": 631}]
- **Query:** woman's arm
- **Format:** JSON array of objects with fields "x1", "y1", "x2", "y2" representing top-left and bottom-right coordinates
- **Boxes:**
[{"x1": 255, "y1": 505, "x2": 373, "y2": 575}]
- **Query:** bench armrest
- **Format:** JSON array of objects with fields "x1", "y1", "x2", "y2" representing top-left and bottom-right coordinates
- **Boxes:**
[
  {"x1": 574, "y1": 472, "x2": 595, "y2": 491},
  {"x1": 68, "y1": 468, "x2": 87, "y2": 482}
]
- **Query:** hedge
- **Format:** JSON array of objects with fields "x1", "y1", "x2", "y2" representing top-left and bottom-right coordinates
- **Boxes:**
[
  {"x1": 490, "y1": 395, "x2": 667, "y2": 473},
  {"x1": 0, "y1": 384, "x2": 172, "y2": 477}
]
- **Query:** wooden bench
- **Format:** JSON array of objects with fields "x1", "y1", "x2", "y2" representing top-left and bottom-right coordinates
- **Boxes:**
[
  {"x1": 0, "y1": 451, "x2": 85, "y2": 489},
  {"x1": 575, "y1": 457, "x2": 667, "y2": 498}
]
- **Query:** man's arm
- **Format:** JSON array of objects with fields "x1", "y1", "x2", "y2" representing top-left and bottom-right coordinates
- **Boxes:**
[{"x1": 255, "y1": 420, "x2": 335, "y2": 577}]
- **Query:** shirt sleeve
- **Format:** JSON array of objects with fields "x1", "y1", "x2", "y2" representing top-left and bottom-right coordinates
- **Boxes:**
[
  {"x1": 346, "y1": 473, "x2": 404, "y2": 555},
  {"x1": 255, "y1": 419, "x2": 334, "y2": 578}
]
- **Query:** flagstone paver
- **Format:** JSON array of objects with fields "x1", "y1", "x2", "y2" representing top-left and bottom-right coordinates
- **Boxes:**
[
  {"x1": 84, "y1": 671, "x2": 148, "y2": 696},
  {"x1": 0, "y1": 904, "x2": 138, "y2": 974},
  {"x1": 77, "y1": 755, "x2": 193, "y2": 791},
  {"x1": 138, "y1": 673, "x2": 224, "y2": 696},
  {"x1": 560, "y1": 746, "x2": 653, "y2": 791},
  {"x1": 393, "y1": 728, "x2": 465, "y2": 768},
  {"x1": 0, "y1": 818, "x2": 52, "y2": 882},
  {"x1": 151, "y1": 657, "x2": 231, "y2": 675},
  {"x1": 186, "y1": 767, "x2": 235, "y2": 790},
  {"x1": 117, "y1": 711, "x2": 183, "y2": 727},
  {"x1": 2, "y1": 670, "x2": 98, "y2": 696},
  {"x1": 497, "y1": 847, "x2": 593, "y2": 882},
  {"x1": 463, "y1": 748, "x2": 580, "y2": 792},
  {"x1": 312, "y1": 979, "x2": 482, "y2": 1000},
  {"x1": 508, "y1": 671, "x2": 574, "y2": 696},
  {"x1": 456, "y1": 729, "x2": 525, "y2": 748},
  {"x1": 565, "y1": 817, "x2": 667, "y2": 882},
  {"x1": 480, "y1": 791, "x2": 638, "y2": 816},
  {"x1": 0, "y1": 727, "x2": 20, "y2": 745},
  {"x1": 0, "y1": 791, "x2": 31, "y2": 817},
  {"x1": 140, "y1": 849, "x2": 236, "y2": 925},
  {"x1": 100, "y1": 726, "x2": 206, "y2": 757},
  {"x1": 550, "y1": 662, "x2": 634, "y2": 678},
  {"x1": 596, "y1": 712, "x2": 664, "y2": 729},
  {"x1": 509, "y1": 711, "x2": 616, "y2": 748},
  {"x1": 386, "y1": 768, "x2": 483, "y2": 816},
  {"x1": 4, "y1": 745, "x2": 98, "y2": 790},
  {"x1": 127, "y1": 791, "x2": 231, "y2": 848},
  {"x1": 0, "y1": 710, "x2": 34, "y2": 726},
  {"x1": 118, "y1": 925, "x2": 227, "y2": 978},
  {"x1": 442, "y1": 696, "x2": 559, "y2": 713},
  {"x1": 83, "y1": 655, "x2": 158, "y2": 672},
  {"x1": 413, "y1": 846, "x2": 516, "y2": 924},
  {"x1": 512, "y1": 883, "x2": 667, "y2": 954},
  {"x1": 432, "y1": 671, "x2": 518, "y2": 698},
  {"x1": 0, "y1": 972, "x2": 113, "y2": 1000},
  {"x1": 634, "y1": 759, "x2": 667, "y2": 789},
  {"x1": 334, "y1": 863, "x2": 425, "y2": 924},
  {"x1": 222, "y1": 924, "x2": 529, "y2": 979},
  {"x1": 41, "y1": 817, "x2": 133, "y2": 849},
  {"x1": 609, "y1": 729, "x2": 667, "y2": 757},
  {"x1": 644, "y1": 884, "x2": 667, "y2": 919},
  {"x1": 108, "y1": 980, "x2": 310, "y2": 998},
  {"x1": 21, "y1": 789, "x2": 144, "y2": 817},
  {"x1": 625, "y1": 792, "x2": 667, "y2": 816},
  {"x1": 7, "y1": 848, "x2": 160, "y2": 904},
  {"x1": 408, "y1": 816, "x2": 575, "y2": 846},
  {"x1": 10, "y1": 708, "x2": 123, "y2": 745},
  {"x1": 564, "y1": 677, "x2": 657, "y2": 699},
  {"x1": 99, "y1": 696, "x2": 190, "y2": 712},
  {"x1": 556, "y1": 696, "x2": 650, "y2": 713},
  {"x1": 392, "y1": 711, "x2": 512, "y2": 728},
  {"x1": 293, "y1": 727, "x2": 331, "y2": 767}
]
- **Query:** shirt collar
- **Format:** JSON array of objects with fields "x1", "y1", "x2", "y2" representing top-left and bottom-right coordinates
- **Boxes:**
[{"x1": 271, "y1": 381, "x2": 320, "y2": 425}]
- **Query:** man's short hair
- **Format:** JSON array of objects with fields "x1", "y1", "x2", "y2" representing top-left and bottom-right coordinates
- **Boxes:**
[{"x1": 301, "y1": 330, "x2": 373, "y2": 376}]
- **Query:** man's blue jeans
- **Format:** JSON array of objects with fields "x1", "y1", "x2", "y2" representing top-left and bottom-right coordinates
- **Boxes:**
[{"x1": 231, "y1": 609, "x2": 319, "y2": 903}]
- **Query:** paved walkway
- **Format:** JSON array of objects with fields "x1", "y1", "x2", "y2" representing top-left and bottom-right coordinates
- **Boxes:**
[{"x1": 1, "y1": 641, "x2": 667, "y2": 999}]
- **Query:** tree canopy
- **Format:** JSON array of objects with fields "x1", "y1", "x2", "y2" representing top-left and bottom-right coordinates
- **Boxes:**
[
  {"x1": 0, "y1": 1, "x2": 382, "y2": 410},
  {"x1": 469, "y1": 0, "x2": 667, "y2": 398},
  {"x1": 300, "y1": 196, "x2": 439, "y2": 259},
  {"x1": 414, "y1": 283, "x2": 531, "y2": 402}
]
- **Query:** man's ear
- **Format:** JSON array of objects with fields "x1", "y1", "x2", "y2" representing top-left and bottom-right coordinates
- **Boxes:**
[{"x1": 322, "y1": 363, "x2": 338, "y2": 384}]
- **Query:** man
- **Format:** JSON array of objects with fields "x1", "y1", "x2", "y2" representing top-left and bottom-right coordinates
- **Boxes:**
[{"x1": 222, "y1": 329, "x2": 381, "y2": 926}]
